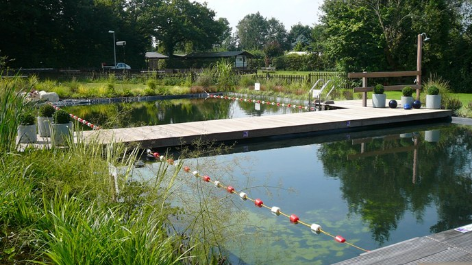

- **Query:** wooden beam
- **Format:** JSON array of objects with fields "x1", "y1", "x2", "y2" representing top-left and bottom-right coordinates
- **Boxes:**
[
  {"x1": 353, "y1": 84, "x2": 421, "y2": 92},
  {"x1": 348, "y1": 71, "x2": 421, "y2": 78}
]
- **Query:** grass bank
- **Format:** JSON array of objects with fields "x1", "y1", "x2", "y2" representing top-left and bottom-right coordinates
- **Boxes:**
[{"x1": 1, "y1": 76, "x2": 236, "y2": 264}]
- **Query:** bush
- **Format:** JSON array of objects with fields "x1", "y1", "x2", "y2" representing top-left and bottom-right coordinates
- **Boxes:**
[
  {"x1": 54, "y1": 109, "x2": 71, "y2": 124},
  {"x1": 373, "y1": 84, "x2": 384, "y2": 94},
  {"x1": 238, "y1": 75, "x2": 255, "y2": 88},
  {"x1": 147, "y1": 79, "x2": 157, "y2": 90},
  {"x1": 445, "y1": 98, "x2": 463, "y2": 114},
  {"x1": 39, "y1": 104, "x2": 56, "y2": 117},
  {"x1": 19, "y1": 112, "x2": 35, "y2": 125},
  {"x1": 402, "y1": 86, "x2": 413, "y2": 97},
  {"x1": 144, "y1": 87, "x2": 156, "y2": 96},
  {"x1": 427, "y1": 86, "x2": 439, "y2": 95}
]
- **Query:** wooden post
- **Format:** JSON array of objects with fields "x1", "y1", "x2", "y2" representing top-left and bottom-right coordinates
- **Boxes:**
[
  {"x1": 362, "y1": 75, "x2": 368, "y2": 107},
  {"x1": 416, "y1": 34, "x2": 422, "y2": 100},
  {"x1": 412, "y1": 137, "x2": 418, "y2": 184}
]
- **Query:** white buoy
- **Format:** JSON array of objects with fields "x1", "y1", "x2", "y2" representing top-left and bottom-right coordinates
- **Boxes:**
[{"x1": 271, "y1": 207, "x2": 281, "y2": 216}]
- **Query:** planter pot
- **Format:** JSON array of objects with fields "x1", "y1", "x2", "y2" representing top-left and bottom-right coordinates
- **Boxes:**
[
  {"x1": 401, "y1": 96, "x2": 414, "y2": 107},
  {"x1": 372, "y1": 94, "x2": 386, "y2": 108},
  {"x1": 425, "y1": 130, "x2": 440, "y2": 143},
  {"x1": 426, "y1": 95, "x2": 441, "y2": 109},
  {"x1": 18, "y1": 124, "x2": 37, "y2": 143},
  {"x1": 50, "y1": 122, "x2": 73, "y2": 146},
  {"x1": 37, "y1": 116, "x2": 53, "y2": 137}
]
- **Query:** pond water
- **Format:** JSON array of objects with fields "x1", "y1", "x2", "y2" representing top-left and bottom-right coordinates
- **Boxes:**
[
  {"x1": 62, "y1": 97, "x2": 310, "y2": 129},
  {"x1": 130, "y1": 121, "x2": 472, "y2": 265}
]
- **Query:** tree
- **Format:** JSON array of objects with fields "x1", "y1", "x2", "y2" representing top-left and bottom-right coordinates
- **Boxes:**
[
  {"x1": 266, "y1": 18, "x2": 289, "y2": 50},
  {"x1": 319, "y1": 0, "x2": 468, "y2": 82},
  {"x1": 263, "y1": 41, "x2": 283, "y2": 67},
  {"x1": 150, "y1": 0, "x2": 228, "y2": 57},
  {"x1": 288, "y1": 23, "x2": 313, "y2": 50},
  {"x1": 236, "y1": 12, "x2": 269, "y2": 50}
]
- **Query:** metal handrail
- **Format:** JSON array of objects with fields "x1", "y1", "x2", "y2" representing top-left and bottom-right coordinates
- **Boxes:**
[{"x1": 308, "y1": 79, "x2": 324, "y2": 111}]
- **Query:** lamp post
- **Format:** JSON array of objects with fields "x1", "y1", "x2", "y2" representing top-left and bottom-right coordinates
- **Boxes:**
[
  {"x1": 108, "y1": 30, "x2": 116, "y2": 67},
  {"x1": 416, "y1": 33, "x2": 429, "y2": 100}
]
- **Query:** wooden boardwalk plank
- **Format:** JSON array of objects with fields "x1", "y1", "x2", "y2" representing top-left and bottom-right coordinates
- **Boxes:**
[
  {"x1": 334, "y1": 229, "x2": 472, "y2": 265},
  {"x1": 81, "y1": 100, "x2": 452, "y2": 149}
]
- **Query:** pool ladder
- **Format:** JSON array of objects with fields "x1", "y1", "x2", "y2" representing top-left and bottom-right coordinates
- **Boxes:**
[{"x1": 308, "y1": 79, "x2": 336, "y2": 111}]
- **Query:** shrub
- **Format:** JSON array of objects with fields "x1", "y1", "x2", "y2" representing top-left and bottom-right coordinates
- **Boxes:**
[
  {"x1": 144, "y1": 87, "x2": 156, "y2": 96},
  {"x1": 427, "y1": 86, "x2": 439, "y2": 95},
  {"x1": 373, "y1": 84, "x2": 384, "y2": 94},
  {"x1": 147, "y1": 79, "x2": 157, "y2": 90},
  {"x1": 19, "y1": 112, "x2": 35, "y2": 125},
  {"x1": 402, "y1": 86, "x2": 413, "y2": 97},
  {"x1": 467, "y1": 101, "x2": 472, "y2": 110},
  {"x1": 239, "y1": 75, "x2": 255, "y2": 88},
  {"x1": 39, "y1": 104, "x2": 56, "y2": 117},
  {"x1": 54, "y1": 109, "x2": 71, "y2": 124},
  {"x1": 445, "y1": 98, "x2": 462, "y2": 114}
]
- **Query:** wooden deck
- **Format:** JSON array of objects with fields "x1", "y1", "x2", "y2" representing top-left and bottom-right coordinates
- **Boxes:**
[
  {"x1": 334, "y1": 228, "x2": 472, "y2": 265},
  {"x1": 80, "y1": 100, "x2": 452, "y2": 149}
]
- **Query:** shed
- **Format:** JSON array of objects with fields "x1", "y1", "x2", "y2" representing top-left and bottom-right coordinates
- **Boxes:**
[{"x1": 145, "y1": 52, "x2": 169, "y2": 70}]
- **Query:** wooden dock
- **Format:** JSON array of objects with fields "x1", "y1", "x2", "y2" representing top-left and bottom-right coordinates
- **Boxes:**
[
  {"x1": 334, "y1": 228, "x2": 472, "y2": 264},
  {"x1": 81, "y1": 100, "x2": 452, "y2": 149}
]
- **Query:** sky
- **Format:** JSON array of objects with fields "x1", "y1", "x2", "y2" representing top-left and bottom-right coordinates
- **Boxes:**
[{"x1": 193, "y1": 0, "x2": 325, "y2": 31}]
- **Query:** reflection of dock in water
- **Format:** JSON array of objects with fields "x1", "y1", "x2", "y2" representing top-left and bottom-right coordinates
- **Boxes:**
[{"x1": 334, "y1": 227, "x2": 472, "y2": 264}]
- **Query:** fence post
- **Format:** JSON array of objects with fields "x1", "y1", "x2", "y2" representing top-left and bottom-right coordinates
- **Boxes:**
[{"x1": 362, "y1": 76, "x2": 368, "y2": 107}]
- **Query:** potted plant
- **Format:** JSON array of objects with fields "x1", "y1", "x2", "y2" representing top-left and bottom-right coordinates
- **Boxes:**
[
  {"x1": 426, "y1": 85, "x2": 441, "y2": 109},
  {"x1": 401, "y1": 86, "x2": 414, "y2": 107},
  {"x1": 372, "y1": 84, "x2": 386, "y2": 108},
  {"x1": 38, "y1": 104, "x2": 55, "y2": 137},
  {"x1": 18, "y1": 112, "x2": 37, "y2": 143},
  {"x1": 50, "y1": 109, "x2": 73, "y2": 146}
]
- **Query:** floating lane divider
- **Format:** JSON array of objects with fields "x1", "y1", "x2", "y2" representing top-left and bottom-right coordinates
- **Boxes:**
[
  {"x1": 49, "y1": 103, "x2": 101, "y2": 130},
  {"x1": 207, "y1": 94, "x2": 317, "y2": 111},
  {"x1": 146, "y1": 149, "x2": 369, "y2": 253}
]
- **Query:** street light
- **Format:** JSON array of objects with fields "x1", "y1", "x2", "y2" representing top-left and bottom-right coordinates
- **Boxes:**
[
  {"x1": 416, "y1": 32, "x2": 430, "y2": 100},
  {"x1": 108, "y1": 30, "x2": 116, "y2": 67},
  {"x1": 116, "y1": 41, "x2": 126, "y2": 63}
]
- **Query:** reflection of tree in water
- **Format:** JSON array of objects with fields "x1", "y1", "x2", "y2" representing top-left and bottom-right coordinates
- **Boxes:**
[
  {"x1": 318, "y1": 125, "x2": 472, "y2": 246},
  {"x1": 65, "y1": 99, "x2": 233, "y2": 128}
]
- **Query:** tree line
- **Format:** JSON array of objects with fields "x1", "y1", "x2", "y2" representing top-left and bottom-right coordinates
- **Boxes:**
[{"x1": 1, "y1": 0, "x2": 472, "y2": 91}]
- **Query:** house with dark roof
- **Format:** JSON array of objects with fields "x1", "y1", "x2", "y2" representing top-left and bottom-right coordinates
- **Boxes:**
[{"x1": 182, "y1": 51, "x2": 253, "y2": 68}]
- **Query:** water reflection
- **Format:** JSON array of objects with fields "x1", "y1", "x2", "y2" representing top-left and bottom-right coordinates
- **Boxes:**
[
  {"x1": 318, "y1": 124, "x2": 472, "y2": 246},
  {"x1": 126, "y1": 120, "x2": 472, "y2": 264},
  {"x1": 63, "y1": 98, "x2": 305, "y2": 130}
]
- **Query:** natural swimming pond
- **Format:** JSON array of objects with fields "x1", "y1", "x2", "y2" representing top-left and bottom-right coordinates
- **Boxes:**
[
  {"x1": 65, "y1": 97, "x2": 471, "y2": 264},
  {"x1": 129, "y1": 121, "x2": 472, "y2": 265}
]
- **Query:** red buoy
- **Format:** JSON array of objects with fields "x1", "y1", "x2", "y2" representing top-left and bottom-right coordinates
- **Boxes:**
[
  {"x1": 203, "y1": 175, "x2": 211, "y2": 182},
  {"x1": 277, "y1": 103, "x2": 280, "y2": 106},
  {"x1": 183, "y1": 166, "x2": 190, "y2": 172},
  {"x1": 227, "y1": 186, "x2": 235, "y2": 193},
  {"x1": 287, "y1": 104, "x2": 291, "y2": 107},
  {"x1": 335, "y1": 235, "x2": 346, "y2": 243},
  {"x1": 254, "y1": 199, "x2": 263, "y2": 207},
  {"x1": 153, "y1": 152, "x2": 160, "y2": 159},
  {"x1": 290, "y1": 214, "x2": 299, "y2": 223}
]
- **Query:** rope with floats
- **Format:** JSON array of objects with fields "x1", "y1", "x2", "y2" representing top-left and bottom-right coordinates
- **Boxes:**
[
  {"x1": 48, "y1": 103, "x2": 101, "y2": 130},
  {"x1": 207, "y1": 94, "x2": 318, "y2": 111},
  {"x1": 146, "y1": 149, "x2": 369, "y2": 253}
]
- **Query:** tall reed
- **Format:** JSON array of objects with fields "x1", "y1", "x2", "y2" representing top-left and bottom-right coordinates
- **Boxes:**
[{"x1": 0, "y1": 76, "x2": 28, "y2": 153}]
